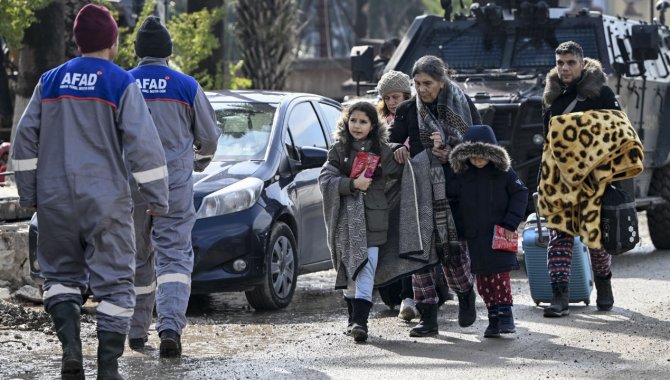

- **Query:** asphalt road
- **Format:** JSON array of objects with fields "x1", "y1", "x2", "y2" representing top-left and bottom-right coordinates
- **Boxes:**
[{"x1": 1, "y1": 213, "x2": 669, "y2": 379}]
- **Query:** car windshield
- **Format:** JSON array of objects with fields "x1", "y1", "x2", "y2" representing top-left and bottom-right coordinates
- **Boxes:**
[{"x1": 211, "y1": 102, "x2": 277, "y2": 161}]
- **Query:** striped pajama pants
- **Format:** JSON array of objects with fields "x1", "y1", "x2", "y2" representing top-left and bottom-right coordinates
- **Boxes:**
[
  {"x1": 412, "y1": 240, "x2": 474, "y2": 305},
  {"x1": 547, "y1": 229, "x2": 612, "y2": 284}
]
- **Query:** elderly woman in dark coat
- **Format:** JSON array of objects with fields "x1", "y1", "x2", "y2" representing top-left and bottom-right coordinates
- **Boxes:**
[
  {"x1": 389, "y1": 55, "x2": 481, "y2": 337},
  {"x1": 447, "y1": 125, "x2": 528, "y2": 338}
]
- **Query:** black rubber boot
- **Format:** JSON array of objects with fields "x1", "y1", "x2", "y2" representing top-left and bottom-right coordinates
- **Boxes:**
[
  {"x1": 544, "y1": 283, "x2": 570, "y2": 318},
  {"x1": 128, "y1": 336, "x2": 148, "y2": 350},
  {"x1": 409, "y1": 303, "x2": 439, "y2": 337},
  {"x1": 595, "y1": 273, "x2": 614, "y2": 311},
  {"x1": 159, "y1": 329, "x2": 182, "y2": 358},
  {"x1": 350, "y1": 299, "x2": 373, "y2": 342},
  {"x1": 484, "y1": 306, "x2": 500, "y2": 338},
  {"x1": 97, "y1": 331, "x2": 126, "y2": 380},
  {"x1": 498, "y1": 304, "x2": 516, "y2": 334},
  {"x1": 344, "y1": 297, "x2": 354, "y2": 335},
  {"x1": 49, "y1": 301, "x2": 84, "y2": 380},
  {"x1": 457, "y1": 287, "x2": 477, "y2": 327}
]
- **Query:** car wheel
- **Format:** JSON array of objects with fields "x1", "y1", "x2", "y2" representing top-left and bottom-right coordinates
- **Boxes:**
[{"x1": 245, "y1": 222, "x2": 298, "y2": 310}]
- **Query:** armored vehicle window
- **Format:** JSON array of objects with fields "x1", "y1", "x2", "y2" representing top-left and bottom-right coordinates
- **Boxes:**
[
  {"x1": 434, "y1": 26, "x2": 505, "y2": 70},
  {"x1": 511, "y1": 25, "x2": 602, "y2": 68}
]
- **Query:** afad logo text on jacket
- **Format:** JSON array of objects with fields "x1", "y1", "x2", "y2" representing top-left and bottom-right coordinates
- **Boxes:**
[
  {"x1": 135, "y1": 77, "x2": 169, "y2": 95},
  {"x1": 60, "y1": 72, "x2": 99, "y2": 91}
]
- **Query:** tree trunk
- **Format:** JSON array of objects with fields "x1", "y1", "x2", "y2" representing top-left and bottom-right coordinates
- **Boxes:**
[
  {"x1": 187, "y1": 0, "x2": 225, "y2": 87},
  {"x1": 353, "y1": 0, "x2": 369, "y2": 42},
  {"x1": 316, "y1": 0, "x2": 331, "y2": 58},
  {"x1": 0, "y1": 45, "x2": 13, "y2": 141},
  {"x1": 10, "y1": 1, "x2": 65, "y2": 144},
  {"x1": 64, "y1": 0, "x2": 91, "y2": 60},
  {"x1": 235, "y1": 0, "x2": 299, "y2": 90}
]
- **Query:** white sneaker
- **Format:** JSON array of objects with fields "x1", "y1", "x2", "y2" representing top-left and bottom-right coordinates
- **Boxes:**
[{"x1": 398, "y1": 298, "x2": 419, "y2": 321}]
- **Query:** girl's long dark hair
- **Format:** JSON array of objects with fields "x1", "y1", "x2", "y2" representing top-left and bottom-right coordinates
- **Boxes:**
[{"x1": 336, "y1": 101, "x2": 384, "y2": 156}]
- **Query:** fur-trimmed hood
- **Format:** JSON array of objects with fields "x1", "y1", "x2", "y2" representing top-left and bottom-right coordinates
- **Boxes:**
[
  {"x1": 543, "y1": 58, "x2": 606, "y2": 107},
  {"x1": 334, "y1": 113, "x2": 389, "y2": 145},
  {"x1": 449, "y1": 141, "x2": 511, "y2": 174}
]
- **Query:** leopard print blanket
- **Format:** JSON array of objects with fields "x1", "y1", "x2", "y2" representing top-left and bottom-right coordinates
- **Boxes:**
[{"x1": 537, "y1": 109, "x2": 644, "y2": 249}]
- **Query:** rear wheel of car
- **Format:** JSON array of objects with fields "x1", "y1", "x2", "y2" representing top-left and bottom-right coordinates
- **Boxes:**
[
  {"x1": 245, "y1": 222, "x2": 298, "y2": 310},
  {"x1": 648, "y1": 164, "x2": 670, "y2": 249}
]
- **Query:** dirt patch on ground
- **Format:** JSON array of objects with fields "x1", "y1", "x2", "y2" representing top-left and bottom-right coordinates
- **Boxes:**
[{"x1": 0, "y1": 301, "x2": 52, "y2": 331}]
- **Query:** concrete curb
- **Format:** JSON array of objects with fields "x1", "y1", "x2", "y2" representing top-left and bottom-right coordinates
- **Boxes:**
[
  {"x1": 0, "y1": 184, "x2": 33, "y2": 222},
  {"x1": 0, "y1": 221, "x2": 32, "y2": 289}
]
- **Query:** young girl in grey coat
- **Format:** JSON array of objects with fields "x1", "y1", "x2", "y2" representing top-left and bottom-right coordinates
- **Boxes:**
[{"x1": 320, "y1": 101, "x2": 402, "y2": 342}]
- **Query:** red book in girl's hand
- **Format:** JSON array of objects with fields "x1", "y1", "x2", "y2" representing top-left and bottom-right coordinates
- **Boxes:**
[
  {"x1": 492, "y1": 225, "x2": 518, "y2": 253},
  {"x1": 350, "y1": 152, "x2": 380, "y2": 178}
]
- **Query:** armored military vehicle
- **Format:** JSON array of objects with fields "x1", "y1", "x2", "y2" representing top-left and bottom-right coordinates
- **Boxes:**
[{"x1": 356, "y1": 0, "x2": 670, "y2": 249}]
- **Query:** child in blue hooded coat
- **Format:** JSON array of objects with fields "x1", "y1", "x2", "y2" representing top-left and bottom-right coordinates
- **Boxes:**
[{"x1": 447, "y1": 125, "x2": 528, "y2": 338}]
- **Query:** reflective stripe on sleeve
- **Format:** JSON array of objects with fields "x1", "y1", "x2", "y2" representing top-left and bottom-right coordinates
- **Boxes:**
[
  {"x1": 132, "y1": 165, "x2": 168, "y2": 184},
  {"x1": 135, "y1": 281, "x2": 156, "y2": 296},
  {"x1": 195, "y1": 153, "x2": 214, "y2": 160},
  {"x1": 97, "y1": 301, "x2": 134, "y2": 318},
  {"x1": 157, "y1": 273, "x2": 191, "y2": 286},
  {"x1": 13, "y1": 158, "x2": 38, "y2": 171},
  {"x1": 43, "y1": 284, "x2": 81, "y2": 300}
]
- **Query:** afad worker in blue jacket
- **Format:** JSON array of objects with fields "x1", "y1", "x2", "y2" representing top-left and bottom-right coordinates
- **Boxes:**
[
  {"x1": 12, "y1": 5, "x2": 169, "y2": 379},
  {"x1": 127, "y1": 16, "x2": 220, "y2": 358}
]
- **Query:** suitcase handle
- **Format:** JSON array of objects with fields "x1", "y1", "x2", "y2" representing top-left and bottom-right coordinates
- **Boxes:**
[{"x1": 533, "y1": 192, "x2": 548, "y2": 246}]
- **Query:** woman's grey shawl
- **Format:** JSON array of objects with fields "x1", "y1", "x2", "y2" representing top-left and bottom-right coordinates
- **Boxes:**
[{"x1": 319, "y1": 152, "x2": 439, "y2": 289}]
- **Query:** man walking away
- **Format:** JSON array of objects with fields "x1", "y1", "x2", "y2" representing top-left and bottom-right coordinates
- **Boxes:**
[
  {"x1": 128, "y1": 16, "x2": 220, "y2": 358},
  {"x1": 12, "y1": 4, "x2": 169, "y2": 379}
]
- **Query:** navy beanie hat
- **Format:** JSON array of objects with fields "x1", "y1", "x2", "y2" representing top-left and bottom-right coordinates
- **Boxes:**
[
  {"x1": 73, "y1": 4, "x2": 119, "y2": 54},
  {"x1": 134, "y1": 16, "x2": 173, "y2": 58},
  {"x1": 463, "y1": 125, "x2": 498, "y2": 145}
]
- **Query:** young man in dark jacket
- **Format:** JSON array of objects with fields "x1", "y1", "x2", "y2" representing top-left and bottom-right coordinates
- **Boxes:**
[{"x1": 541, "y1": 40, "x2": 620, "y2": 317}]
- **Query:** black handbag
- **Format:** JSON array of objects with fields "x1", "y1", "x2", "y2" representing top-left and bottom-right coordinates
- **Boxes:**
[{"x1": 600, "y1": 183, "x2": 639, "y2": 255}]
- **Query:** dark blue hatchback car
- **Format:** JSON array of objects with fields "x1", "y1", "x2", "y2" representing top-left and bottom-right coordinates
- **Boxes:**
[
  {"x1": 29, "y1": 90, "x2": 342, "y2": 310},
  {"x1": 188, "y1": 90, "x2": 341, "y2": 309}
]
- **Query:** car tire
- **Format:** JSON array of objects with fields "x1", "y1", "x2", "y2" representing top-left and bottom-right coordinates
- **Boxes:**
[
  {"x1": 648, "y1": 164, "x2": 670, "y2": 249},
  {"x1": 245, "y1": 222, "x2": 298, "y2": 310}
]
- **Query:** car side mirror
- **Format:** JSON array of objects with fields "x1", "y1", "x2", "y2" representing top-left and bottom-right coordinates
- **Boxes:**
[{"x1": 298, "y1": 146, "x2": 328, "y2": 170}]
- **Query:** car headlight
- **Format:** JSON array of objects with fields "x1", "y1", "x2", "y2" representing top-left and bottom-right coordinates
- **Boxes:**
[{"x1": 195, "y1": 177, "x2": 264, "y2": 219}]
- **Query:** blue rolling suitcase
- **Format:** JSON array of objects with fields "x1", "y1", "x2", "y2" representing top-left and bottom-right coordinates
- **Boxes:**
[{"x1": 522, "y1": 212, "x2": 593, "y2": 306}]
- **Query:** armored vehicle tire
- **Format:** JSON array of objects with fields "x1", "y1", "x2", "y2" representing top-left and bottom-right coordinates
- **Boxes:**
[{"x1": 647, "y1": 165, "x2": 670, "y2": 249}]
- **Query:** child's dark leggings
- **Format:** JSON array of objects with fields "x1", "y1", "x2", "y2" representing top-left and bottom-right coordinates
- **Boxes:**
[
  {"x1": 475, "y1": 272, "x2": 512, "y2": 308},
  {"x1": 547, "y1": 229, "x2": 611, "y2": 285}
]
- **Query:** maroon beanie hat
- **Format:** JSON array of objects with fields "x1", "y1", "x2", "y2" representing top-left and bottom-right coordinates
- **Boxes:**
[{"x1": 73, "y1": 4, "x2": 119, "y2": 54}]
